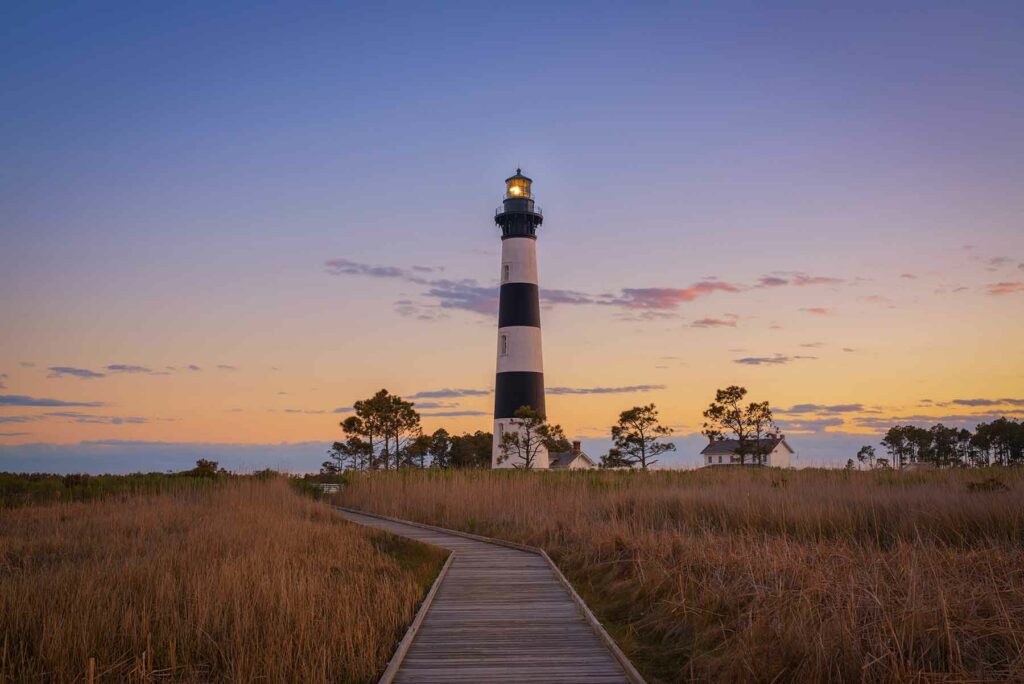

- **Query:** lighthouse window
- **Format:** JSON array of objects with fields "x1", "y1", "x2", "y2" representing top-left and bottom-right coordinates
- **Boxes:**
[
  {"x1": 500, "y1": 335, "x2": 508, "y2": 356},
  {"x1": 502, "y1": 263, "x2": 510, "y2": 282}
]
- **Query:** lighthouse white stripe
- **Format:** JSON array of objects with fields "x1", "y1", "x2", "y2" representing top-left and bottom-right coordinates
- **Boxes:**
[
  {"x1": 496, "y1": 326, "x2": 544, "y2": 373},
  {"x1": 500, "y1": 237, "x2": 539, "y2": 285}
]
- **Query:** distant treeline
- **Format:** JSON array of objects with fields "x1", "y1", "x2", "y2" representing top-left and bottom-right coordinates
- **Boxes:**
[
  {"x1": 0, "y1": 460, "x2": 253, "y2": 507},
  {"x1": 862, "y1": 418, "x2": 1024, "y2": 469}
]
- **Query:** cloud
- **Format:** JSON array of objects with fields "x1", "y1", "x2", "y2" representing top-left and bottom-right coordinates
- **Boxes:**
[
  {"x1": 757, "y1": 273, "x2": 843, "y2": 288},
  {"x1": 0, "y1": 432, "x2": 30, "y2": 437},
  {"x1": 187, "y1": 364, "x2": 202, "y2": 371},
  {"x1": 800, "y1": 307, "x2": 832, "y2": 316},
  {"x1": 19, "y1": 362, "x2": 35, "y2": 368},
  {"x1": 0, "y1": 416, "x2": 43, "y2": 424},
  {"x1": 900, "y1": 273, "x2": 917, "y2": 280},
  {"x1": 800, "y1": 342, "x2": 825, "y2": 348},
  {"x1": 547, "y1": 384, "x2": 666, "y2": 395},
  {"x1": 325, "y1": 258, "x2": 408, "y2": 279},
  {"x1": 420, "y1": 410, "x2": 489, "y2": 417},
  {"x1": 282, "y1": 408, "x2": 327, "y2": 415},
  {"x1": 734, "y1": 355, "x2": 790, "y2": 365},
  {"x1": 48, "y1": 366, "x2": 105, "y2": 379},
  {"x1": 105, "y1": 364, "x2": 154, "y2": 374},
  {"x1": 606, "y1": 282, "x2": 740, "y2": 310},
  {"x1": 425, "y1": 281, "x2": 499, "y2": 315},
  {"x1": 986, "y1": 281, "x2": 1024, "y2": 296},
  {"x1": 859, "y1": 295, "x2": 892, "y2": 305},
  {"x1": 411, "y1": 401, "x2": 458, "y2": 409},
  {"x1": 946, "y1": 398, "x2": 1024, "y2": 407},
  {"x1": 217, "y1": 364, "x2": 239, "y2": 371},
  {"x1": 409, "y1": 388, "x2": 489, "y2": 399},
  {"x1": 842, "y1": 347, "x2": 856, "y2": 352},
  {"x1": 775, "y1": 417, "x2": 845, "y2": 433},
  {"x1": 0, "y1": 394, "x2": 105, "y2": 408},
  {"x1": 850, "y1": 413, "x2": 1020, "y2": 431},
  {"x1": 691, "y1": 314, "x2": 738, "y2": 328},
  {"x1": 333, "y1": 406, "x2": 354, "y2": 414},
  {"x1": 781, "y1": 403, "x2": 866, "y2": 414},
  {"x1": 44, "y1": 412, "x2": 148, "y2": 425},
  {"x1": 791, "y1": 274, "x2": 843, "y2": 286},
  {"x1": 0, "y1": 373, "x2": 6, "y2": 389}
]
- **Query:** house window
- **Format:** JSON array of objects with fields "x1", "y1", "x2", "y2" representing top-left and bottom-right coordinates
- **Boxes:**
[
  {"x1": 718, "y1": 455, "x2": 723, "y2": 464},
  {"x1": 500, "y1": 334, "x2": 508, "y2": 356},
  {"x1": 502, "y1": 263, "x2": 511, "y2": 282}
]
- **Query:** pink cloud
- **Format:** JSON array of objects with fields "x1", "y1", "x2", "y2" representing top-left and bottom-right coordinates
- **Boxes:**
[
  {"x1": 800, "y1": 307, "x2": 832, "y2": 316},
  {"x1": 986, "y1": 281, "x2": 1024, "y2": 296},
  {"x1": 612, "y1": 281, "x2": 740, "y2": 309}
]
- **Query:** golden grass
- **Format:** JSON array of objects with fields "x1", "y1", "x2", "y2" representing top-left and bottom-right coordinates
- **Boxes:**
[
  {"x1": 338, "y1": 468, "x2": 1024, "y2": 683},
  {"x1": 0, "y1": 477, "x2": 445, "y2": 683}
]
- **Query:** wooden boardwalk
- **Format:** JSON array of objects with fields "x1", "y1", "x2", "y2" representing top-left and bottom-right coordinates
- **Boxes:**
[{"x1": 338, "y1": 509, "x2": 636, "y2": 684}]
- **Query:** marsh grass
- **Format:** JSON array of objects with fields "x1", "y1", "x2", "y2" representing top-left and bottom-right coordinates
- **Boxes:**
[
  {"x1": 0, "y1": 477, "x2": 446, "y2": 682},
  {"x1": 338, "y1": 467, "x2": 1024, "y2": 683}
]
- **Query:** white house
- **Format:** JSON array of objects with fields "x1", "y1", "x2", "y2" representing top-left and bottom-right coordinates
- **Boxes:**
[
  {"x1": 548, "y1": 441, "x2": 597, "y2": 470},
  {"x1": 700, "y1": 435, "x2": 794, "y2": 468}
]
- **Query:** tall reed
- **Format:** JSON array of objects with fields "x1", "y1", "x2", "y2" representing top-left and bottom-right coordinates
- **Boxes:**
[
  {"x1": 338, "y1": 468, "x2": 1024, "y2": 683},
  {"x1": 0, "y1": 477, "x2": 445, "y2": 682}
]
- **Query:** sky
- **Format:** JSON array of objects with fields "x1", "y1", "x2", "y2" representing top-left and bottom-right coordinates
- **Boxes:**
[{"x1": 2, "y1": 1, "x2": 1023, "y2": 472}]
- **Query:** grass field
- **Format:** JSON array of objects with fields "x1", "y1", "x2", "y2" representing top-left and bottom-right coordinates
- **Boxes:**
[
  {"x1": 0, "y1": 477, "x2": 445, "y2": 683},
  {"x1": 337, "y1": 467, "x2": 1024, "y2": 683}
]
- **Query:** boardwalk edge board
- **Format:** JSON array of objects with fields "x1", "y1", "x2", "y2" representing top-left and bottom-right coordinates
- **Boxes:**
[
  {"x1": 334, "y1": 506, "x2": 647, "y2": 684},
  {"x1": 373, "y1": 532, "x2": 453, "y2": 684}
]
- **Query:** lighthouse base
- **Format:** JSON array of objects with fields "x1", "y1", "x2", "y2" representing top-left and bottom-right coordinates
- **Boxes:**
[{"x1": 492, "y1": 418, "x2": 549, "y2": 469}]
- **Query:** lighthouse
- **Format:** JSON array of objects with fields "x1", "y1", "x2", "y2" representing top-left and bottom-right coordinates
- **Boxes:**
[{"x1": 492, "y1": 169, "x2": 548, "y2": 469}]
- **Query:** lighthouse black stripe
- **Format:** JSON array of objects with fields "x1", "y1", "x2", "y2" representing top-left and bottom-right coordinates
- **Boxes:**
[
  {"x1": 498, "y1": 283, "x2": 541, "y2": 328},
  {"x1": 494, "y1": 372, "x2": 546, "y2": 419}
]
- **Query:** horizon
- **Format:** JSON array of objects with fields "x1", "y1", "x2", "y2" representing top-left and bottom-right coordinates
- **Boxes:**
[{"x1": 3, "y1": 2, "x2": 1023, "y2": 473}]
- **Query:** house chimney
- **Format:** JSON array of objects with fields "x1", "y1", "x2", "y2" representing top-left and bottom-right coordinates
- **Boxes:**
[{"x1": 572, "y1": 440, "x2": 581, "y2": 453}]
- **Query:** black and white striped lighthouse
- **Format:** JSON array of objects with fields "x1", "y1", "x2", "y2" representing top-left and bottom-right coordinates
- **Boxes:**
[{"x1": 492, "y1": 169, "x2": 548, "y2": 468}]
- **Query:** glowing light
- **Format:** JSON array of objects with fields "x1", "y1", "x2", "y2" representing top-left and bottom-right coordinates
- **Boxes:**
[{"x1": 510, "y1": 186, "x2": 522, "y2": 195}]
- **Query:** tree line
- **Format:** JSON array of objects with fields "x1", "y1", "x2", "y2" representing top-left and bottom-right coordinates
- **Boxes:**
[
  {"x1": 855, "y1": 417, "x2": 1024, "y2": 469},
  {"x1": 324, "y1": 385, "x2": 783, "y2": 471}
]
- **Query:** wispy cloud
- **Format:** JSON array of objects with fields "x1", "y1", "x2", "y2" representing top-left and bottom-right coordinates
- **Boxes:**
[
  {"x1": 800, "y1": 307, "x2": 832, "y2": 316},
  {"x1": 986, "y1": 281, "x2": 1024, "y2": 296},
  {"x1": 282, "y1": 408, "x2": 327, "y2": 415},
  {"x1": 900, "y1": 273, "x2": 917, "y2": 280},
  {"x1": 216, "y1": 364, "x2": 239, "y2": 371},
  {"x1": 547, "y1": 384, "x2": 666, "y2": 395},
  {"x1": 48, "y1": 366, "x2": 105, "y2": 379},
  {"x1": 0, "y1": 394, "x2": 105, "y2": 408},
  {"x1": 105, "y1": 364, "x2": 155, "y2": 374},
  {"x1": 333, "y1": 406, "x2": 354, "y2": 414},
  {"x1": 605, "y1": 282, "x2": 739, "y2": 310},
  {"x1": 734, "y1": 354, "x2": 817, "y2": 366},
  {"x1": 757, "y1": 272, "x2": 843, "y2": 287},
  {"x1": 0, "y1": 432, "x2": 30, "y2": 437},
  {"x1": 944, "y1": 398, "x2": 1024, "y2": 407},
  {"x1": 776, "y1": 417, "x2": 845, "y2": 433},
  {"x1": 780, "y1": 403, "x2": 867, "y2": 414},
  {"x1": 411, "y1": 401, "x2": 459, "y2": 409},
  {"x1": 45, "y1": 412, "x2": 148, "y2": 425},
  {"x1": 409, "y1": 388, "x2": 489, "y2": 399},
  {"x1": 420, "y1": 410, "x2": 489, "y2": 417},
  {"x1": 187, "y1": 364, "x2": 203, "y2": 372},
  {"x1": 691, "y1": 314, "x2": 739, "y2": 328}
]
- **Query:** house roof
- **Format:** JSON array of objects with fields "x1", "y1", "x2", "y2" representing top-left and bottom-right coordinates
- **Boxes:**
[
  {"x1": 549, "y1": 450, "x2": 596, "y2": 468},
  {"x1": 700, "y1": 436, "x2": 793, "y2": 455}
]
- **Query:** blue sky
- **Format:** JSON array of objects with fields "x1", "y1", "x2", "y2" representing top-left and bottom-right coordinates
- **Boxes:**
[{"x1": 2, "y1": 1, "x2": 1023, "y2": 472}]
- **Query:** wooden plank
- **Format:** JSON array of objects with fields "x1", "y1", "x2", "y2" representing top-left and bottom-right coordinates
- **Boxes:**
[{"x1": 336, "y1": 508, "x2": 644, "y2": 684}]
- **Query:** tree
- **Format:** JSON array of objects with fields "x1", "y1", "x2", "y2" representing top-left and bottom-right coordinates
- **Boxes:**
[
  {"x1": 325, "y1": 389, "x2": 422, "y2": 471},
  {"x1": 498, "y1": 406, "x2": 566, "y2": 470},
  {"x1": 599, "y1": 448, "x2": 632, "y2": 469},
  {"x1": 427, "y1": 428, "x2": 452, "y2": 469},
  {"x1": 449, "y1": 431, "x2": 493, "y2": 469},
  {"x1": 404, "y1": 433, "x2": 433, "y2": 469},
  {"x1": 609, "y1": 404, "x2": 675, "y2": 469},
  {"x1": 856, "y1": 445, "x2": 876, "y2": 469},
  {"x1": 702, "y1": 386, "x2": 779, "y2": 465},
  {"x1": 190, "y1": 459, "x2": 224, "y2": 478}
]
